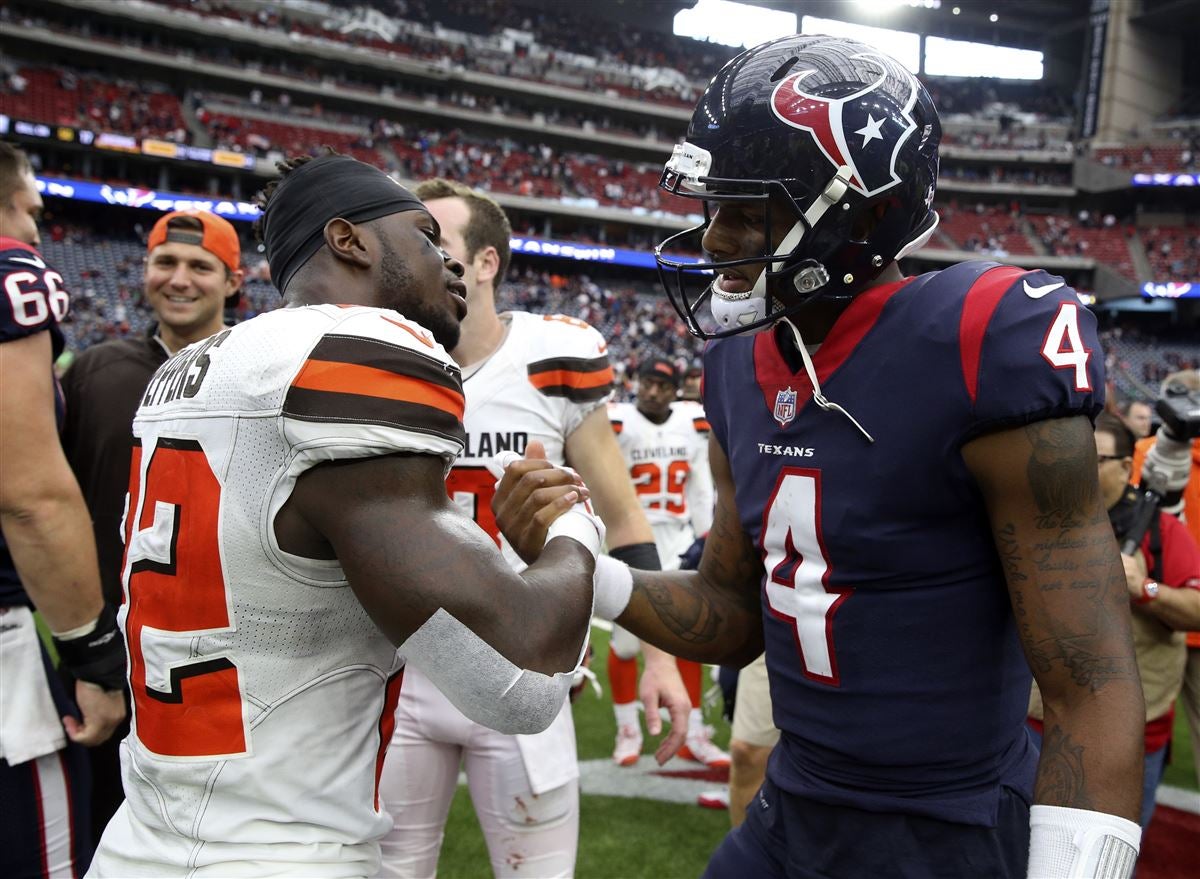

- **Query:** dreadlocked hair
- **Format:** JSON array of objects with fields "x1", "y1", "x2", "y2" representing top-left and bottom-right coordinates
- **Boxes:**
[{"x1": 252, "y1": 147, "x2": 342, "y2": 243}]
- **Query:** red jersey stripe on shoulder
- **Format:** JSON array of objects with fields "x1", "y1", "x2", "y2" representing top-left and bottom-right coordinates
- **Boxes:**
[
  {"x1": 693, "y1": 417, "x2": 711, "y2": 432},
  {"x1": 958, "y1": 266, "x2": 1027, "y2": 406},
  {"x1": 0, "y1": 237, "x2": 39, "y2": 255}
]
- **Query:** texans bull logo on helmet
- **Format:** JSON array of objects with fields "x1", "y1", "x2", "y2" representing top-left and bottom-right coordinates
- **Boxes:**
[{"x1": 769, "y1": 53, "x2": 919, "y2": 199}]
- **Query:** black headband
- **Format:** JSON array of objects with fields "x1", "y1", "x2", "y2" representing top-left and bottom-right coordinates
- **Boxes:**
[{"x1": 260, "y1": 154, "x2": 427, "y2": 294}]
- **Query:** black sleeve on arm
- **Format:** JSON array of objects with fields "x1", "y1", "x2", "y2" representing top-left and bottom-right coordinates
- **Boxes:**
[{"x1": 610, "y1": 542, "x2": 661, "y2": 571}]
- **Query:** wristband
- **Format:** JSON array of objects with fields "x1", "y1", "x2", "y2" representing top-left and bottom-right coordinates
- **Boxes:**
[
  {"x1": 593, "y1": 555, "x2": 634, "y2": 621},
  {"x1": 52, "y1": 604, "x2": 127, "y2": 692},
  {"x1": 1027, "y1": 804, "x2": 1140, "y2": 879},
  {"x1": 609, "y1": 541, "x2": 661, "y2": 571}
]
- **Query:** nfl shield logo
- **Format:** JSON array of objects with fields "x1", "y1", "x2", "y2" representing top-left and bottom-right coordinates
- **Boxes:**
[{"x1": 773, "y1": 387, "x2": 797, "y2": 428}]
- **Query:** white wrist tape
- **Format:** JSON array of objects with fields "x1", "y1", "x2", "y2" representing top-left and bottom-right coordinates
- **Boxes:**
[
  {"x1": 490, "y1": 450, "x2": 604, "y2": 560},
  {"x1": 547, "y1": 506, "x2": 605, "y2": 561},
  {"x1": 399, "y1": 608, "x2": 585, "y2": 736},
  {"x1": 1027, "y1": 805, "x2": 1140, "y2": 879},
  {"x1": 593, "y1": 555, "x2": 634, "y2": 621}
]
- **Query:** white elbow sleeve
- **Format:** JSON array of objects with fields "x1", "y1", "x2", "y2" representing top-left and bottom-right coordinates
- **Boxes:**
[
  {"x1": 1027, "y1": 805, "x2": 1140, "y2": 879},
  {"x1": 398, "y1": 609, "x2": 584, "y2": 735}
]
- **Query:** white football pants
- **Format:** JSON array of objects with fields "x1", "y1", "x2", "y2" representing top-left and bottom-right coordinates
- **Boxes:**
[{"x1": 376, "y1": 667, "x2": 578, "y2": 879}]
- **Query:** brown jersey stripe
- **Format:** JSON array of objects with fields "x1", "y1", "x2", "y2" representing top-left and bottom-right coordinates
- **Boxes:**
[
  {"x1": 283, "y1": 387, "x2": 466, "y2": 446},
  {"x1": 693, "y1": 417, "x2": 711, "y2": 433},
  {"x1": 292, "y1": 360, "x2": 465, "y2": 420},
  {"x1": 531, "y1": 382, "x2": 614, "y2": 404},
  {"x1": 308, "y1": 334, "x2": 461, "y2": 393},
  {"x1": 527, "y1": 355, "x2": 612, "y2": 377}
]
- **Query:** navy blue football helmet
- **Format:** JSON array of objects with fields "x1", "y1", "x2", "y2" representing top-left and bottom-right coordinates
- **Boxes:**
[{"x1": 656, "y1": 35, "x2": 941, "y2": 339}]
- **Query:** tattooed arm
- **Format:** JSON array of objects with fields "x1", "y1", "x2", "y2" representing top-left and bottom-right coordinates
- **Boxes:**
[
  {"x1": 963, "y1": 415, "x2": 1143, "y2": 822},
  {"x1": 614, "y1": 434, "x2": 765, "y2": 668}
]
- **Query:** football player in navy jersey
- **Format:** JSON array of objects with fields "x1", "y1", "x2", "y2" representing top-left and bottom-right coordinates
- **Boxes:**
[
  {"x1": 590, "y1": 36, "x2": 1146, "y2": 879},
  {"x1": 0, "y1": 142, "x2": 126, "y2": 877}
]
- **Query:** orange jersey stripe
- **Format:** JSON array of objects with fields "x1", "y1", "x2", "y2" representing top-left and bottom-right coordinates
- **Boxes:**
[
  {"x1": 293, "y1": 359, "x2": 464, "y2": 418},
  {"x1": 528, "y1": 365, "x2": 614, "y2": 391}
]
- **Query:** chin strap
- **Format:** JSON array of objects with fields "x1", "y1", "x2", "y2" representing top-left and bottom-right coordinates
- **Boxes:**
[{"x1": 780, "y1": 317, "x2": 875, "y2": 444}]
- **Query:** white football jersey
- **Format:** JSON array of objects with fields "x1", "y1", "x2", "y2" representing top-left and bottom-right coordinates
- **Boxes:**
[
  {"x1": 91, "y1": 305, "x2": 465, "y2": 878},
  {"x1": 447, "y1": 311, "x2": 614, "y2": 569},
  {"x1": 609, "y1": 400, "x2": 714, "y2": 570}
]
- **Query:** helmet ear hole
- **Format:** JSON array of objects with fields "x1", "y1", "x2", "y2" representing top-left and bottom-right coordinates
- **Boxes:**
[{"x1": 849, "y1": 201, "x2": 890, "y2": 243}]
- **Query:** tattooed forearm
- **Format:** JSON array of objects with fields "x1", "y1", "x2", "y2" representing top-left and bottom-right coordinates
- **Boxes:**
[
  {"x1": 1034, "y1": 726, "x2": 1095, "y2": 809},
  {"x1": 635, "y1": 576, "x2": 726, "y2": 645}
]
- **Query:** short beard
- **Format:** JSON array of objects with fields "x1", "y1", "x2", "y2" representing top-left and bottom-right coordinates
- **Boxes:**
[{"x1": 378, "y1": 236, "x2": 461, "y2": 351}]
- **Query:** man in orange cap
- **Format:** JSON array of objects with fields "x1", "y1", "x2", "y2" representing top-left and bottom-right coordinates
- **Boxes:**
[{"x1": 60, "y1": 209, "x2": 244, "y2": 839}]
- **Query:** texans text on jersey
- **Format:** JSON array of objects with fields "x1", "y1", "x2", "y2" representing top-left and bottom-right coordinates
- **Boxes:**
[{"x1": 757, "y1": 443, "x2": 816, "y2": 457}]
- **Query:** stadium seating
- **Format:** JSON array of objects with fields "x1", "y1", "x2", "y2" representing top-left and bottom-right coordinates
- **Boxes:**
[
  {"x1": 0, "y1": 66, "x2": 187, "y2": 141},
  {"x1": 1142, "y1": 225, "x2": 1200, "y2": 281},
  {"x1": 937, "y1": 205, "x2": 1038, "y2": 256}
]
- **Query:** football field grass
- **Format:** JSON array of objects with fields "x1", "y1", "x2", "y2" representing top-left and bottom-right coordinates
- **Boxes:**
[{"x1": 436, "y1": 627, "x2": 1200, "y2": 878}]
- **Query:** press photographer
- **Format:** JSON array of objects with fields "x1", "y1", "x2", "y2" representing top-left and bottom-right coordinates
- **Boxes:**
[{"x1": 1128, "y1": 369, "x2": 1200, "y2": 794}]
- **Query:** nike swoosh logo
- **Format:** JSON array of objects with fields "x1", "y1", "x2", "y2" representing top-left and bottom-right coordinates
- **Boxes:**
[
  {"x1": 9, "y1": 254, "x2": 46, "y2": 269},
  {"x1": 1023, "y1": 279, "x2": 1065, "y2": 299}
]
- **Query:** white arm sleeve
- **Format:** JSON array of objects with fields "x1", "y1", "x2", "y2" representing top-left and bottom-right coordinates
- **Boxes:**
[{"x1": 398, "y1": 609, "x2": 588, "y2": 736}]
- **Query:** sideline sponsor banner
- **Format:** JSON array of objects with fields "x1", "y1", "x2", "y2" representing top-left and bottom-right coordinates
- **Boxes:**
[
  {"x1": 1132, "y1": 172, "x2": 1199, "y2": 187},
  {"x1": 1142, "y1": 281, "x2": 1199, "y2": 299}
]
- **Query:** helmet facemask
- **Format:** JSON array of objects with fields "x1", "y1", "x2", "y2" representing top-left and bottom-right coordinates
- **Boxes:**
[{"x1": 655, "y1": 142, "x2": 859, "y2": 339}]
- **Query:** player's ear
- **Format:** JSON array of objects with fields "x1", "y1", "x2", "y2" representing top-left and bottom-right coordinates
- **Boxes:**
[
  {"x1": 473, "y1": 245, "x2": 501, "y2": 287},
  {"x1": 323, "y1": 217, "x2": 371, "y2": 269}
]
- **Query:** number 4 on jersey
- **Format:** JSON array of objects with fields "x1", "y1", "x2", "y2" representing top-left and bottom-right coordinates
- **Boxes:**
[
  {"x1": 761, "y1": 469, "x2": 851, "y2": 685},
  {"x1": 1040, "y1": 302, "x2": 1092, "y2": 392}
]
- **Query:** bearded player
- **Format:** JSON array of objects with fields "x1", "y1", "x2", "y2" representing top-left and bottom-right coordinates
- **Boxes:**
[
  {"x1": 376, "y1": 179, "x2": 689, "y2": 879},
  {"x1": 607, "y1": 359, "x2": 726, "y2": 768}
]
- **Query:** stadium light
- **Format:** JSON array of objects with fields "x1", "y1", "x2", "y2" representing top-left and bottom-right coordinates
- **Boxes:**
[
  {"x1": 673, "y1": 0, "x2": 797, "y2": 48},
  {"x1": 801, "y1": 16, "x2": 921, "y2": 72},
  {"x1": 854, "y1": 0, "x2": 941, "y2": 10},
  {"x1": 925, "y1": 36, "x2": 1042, "y2": 79}
]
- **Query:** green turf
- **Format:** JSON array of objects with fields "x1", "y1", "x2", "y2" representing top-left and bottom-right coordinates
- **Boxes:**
[
  {"x1": 437, "y1": 788, "x2": 729, "y2": 879},
  {"x1": 1162, "y1": 695, "x2": 1198, "y2": 792},
  {"x1": 437, "y1": 625, "x2": 732, "y2": 877}
]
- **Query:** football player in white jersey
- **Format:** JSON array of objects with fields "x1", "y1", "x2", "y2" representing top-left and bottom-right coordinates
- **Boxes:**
[
  {"x1": 377, "y1": 180, "x2": 691, "y2": 879},
  {"x1": 607, "y1": 360, "x2": 727, "y2": 768},
  {"x1": 88, "y1": 154, "x2": 613, "y2": 879}
]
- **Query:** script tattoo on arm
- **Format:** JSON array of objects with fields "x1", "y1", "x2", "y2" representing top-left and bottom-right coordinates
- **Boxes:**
[
  {"x1": 963, "y1": 415, "x2": 1142, "y2": 816},
  {"x1": 1018, "y1": 418, "x2": 1135, "y2": 693}
]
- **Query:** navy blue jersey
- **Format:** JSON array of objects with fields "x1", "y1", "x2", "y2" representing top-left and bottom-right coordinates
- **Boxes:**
[
  {"x1": 703, "y1": 261, "x2": 1104, "y2": 827},
  {"x1": 0, "y1": 238, "x2": 71, "y2": 607}
]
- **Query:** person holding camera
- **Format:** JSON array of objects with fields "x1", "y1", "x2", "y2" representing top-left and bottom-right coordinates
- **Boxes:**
[
  {"x1": 1130, "y1": 369, "x2": 1200, "y2": 790},
  {"x1": 1030, "y1": 412, "x2": 1200, "y2": 830}
]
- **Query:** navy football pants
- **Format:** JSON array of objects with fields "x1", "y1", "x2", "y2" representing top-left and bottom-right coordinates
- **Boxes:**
[
  {"x1": 0, "y1": 646, "x2": 93, "y2": 879},
  {"x1": 704, "y1": 777, "x2": 1030, "y2": 879}
]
